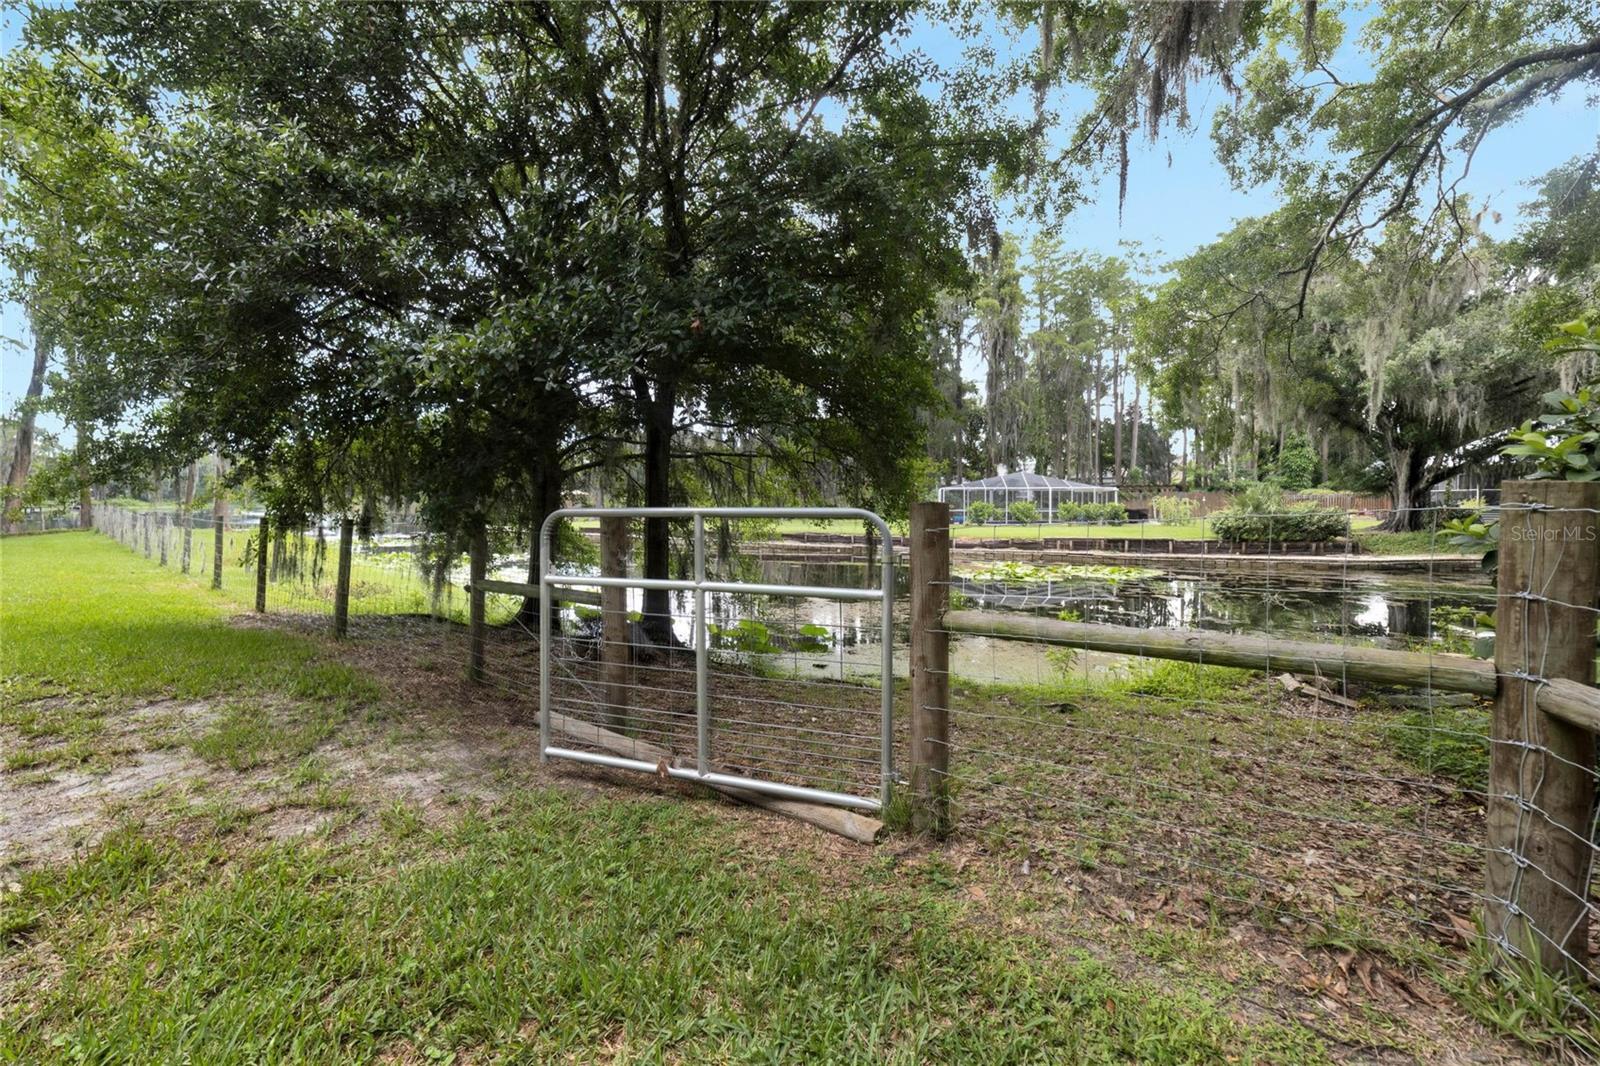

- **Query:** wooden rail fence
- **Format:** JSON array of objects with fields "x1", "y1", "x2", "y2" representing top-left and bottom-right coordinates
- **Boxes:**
[{"x1": 906, "y1": 480, "x2": 1600, "y2": 976}]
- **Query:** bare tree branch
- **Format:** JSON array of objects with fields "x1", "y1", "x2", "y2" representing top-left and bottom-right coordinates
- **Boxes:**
[{"x1": 1294, "y1": 34, "x2": 1600, "y2": 318}]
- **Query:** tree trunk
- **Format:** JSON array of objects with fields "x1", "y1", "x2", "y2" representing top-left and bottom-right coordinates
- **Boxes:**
[
  {"x1": 211, "y1": 453, "x2": 228, "y2": 588},
  {"x1": 3, "y1": 331, "x2": 49, "y2": 534},
  {"x1": 1382, "y1": 446, "x2": 1432, "y2": 532},
  {"x1": 1091, "y1": 350, "x2": 1103, "y2": 485},
  {"x1": 518, "y1": 453, "x2": 566, "y2": 633},
  {"x1": 1228, "y1": 365, "x2": 1243, "y2": 479},
  {"x1": 1111, "y1": 346, "x2": 1124, "y2": 480},
  {"x1": 181, "y1": 462, "x2": 196, "y2": 572},
  {"x1": 1129, "y1": 381, "x2": 1142, "y2": 477},
  {"x1": 636, "y1": 374, "x2": 677, "y2": 645},
  {"x1": 76, "y1": 422, "x2": 93, "y2": 530}
]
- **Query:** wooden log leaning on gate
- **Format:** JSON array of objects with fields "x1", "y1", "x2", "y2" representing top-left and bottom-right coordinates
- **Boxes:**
[{"x1": 546, "y1": 709, "x2": 883, "y2": 844}]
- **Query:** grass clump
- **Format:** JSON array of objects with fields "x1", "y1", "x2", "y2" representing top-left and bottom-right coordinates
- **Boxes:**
[
  {"x1": 1042, "y1": 659, "x2": 1256, "y2": 707},
  {"x1": 1438, "y1": 919, "x2": 1600, "y2": 1062},
  {"x1": 1383, "y1": 700, "x2": 1490, "y2": 792},
  {"x1": 191, "y1": 700, "x2": 344, "y2": 772}
]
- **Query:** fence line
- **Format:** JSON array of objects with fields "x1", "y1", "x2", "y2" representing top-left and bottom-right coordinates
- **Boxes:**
[
  {"x1": 76, "y1": 486, "x2": 1600, "y2": 1041},
  {"x1": 905, "y1": 484, "x2": 1600, "y2": 1027}
]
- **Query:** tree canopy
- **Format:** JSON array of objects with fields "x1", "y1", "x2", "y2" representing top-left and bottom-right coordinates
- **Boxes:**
[{"x1": 3, "y1": 0, "x2": 1597, "y2": 549}]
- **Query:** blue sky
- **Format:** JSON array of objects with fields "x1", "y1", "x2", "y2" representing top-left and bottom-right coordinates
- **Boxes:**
[{"x1": 4, "y1": 5, "x2": 1597, "y2": 439}]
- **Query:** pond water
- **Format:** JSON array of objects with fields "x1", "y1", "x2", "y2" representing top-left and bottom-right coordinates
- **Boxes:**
[{"x1": 527, "y1": 556, "x2": 1494, "y2": 687}]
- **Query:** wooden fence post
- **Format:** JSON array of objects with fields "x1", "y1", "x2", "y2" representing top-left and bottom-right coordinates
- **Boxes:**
[
  {"x1": 600, "y1": 516, "x2": 631, "y2": 731},
  {"x1": 142, "y1": 513, "x2": 151, "y2": 558},
  {"x1": 1487, "y1": 479, "x2": 1600, "y2": 972},
  {"x1": 333, "y1": 516, "x2": 354, "y2": 638},
  {"x1": 468, "y1": 526, "x2": 487, "y2": 683},
  {"x1": 158, "y1": 513, "x2": 168, "y2": 566},
  {"x1": 910, "y1": 500, "x2": 951, "y2": 835},
  {"x1": 180, "y1": 462, "x2": 195, "y2": 574},
  {"x1": 211, "y1": 458, "x2": 227, "y2": 590},
  {"x1": 863, "y1": 521, "x2": 877, "y2": 586},
  {"x1": 254, "y1": 516, "x2": 269, "y2": 613}
]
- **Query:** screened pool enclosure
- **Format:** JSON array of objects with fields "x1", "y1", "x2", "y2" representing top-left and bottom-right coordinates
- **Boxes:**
[{"x1": 937, "y1": 471, "x2": 1119, "y2": 522}]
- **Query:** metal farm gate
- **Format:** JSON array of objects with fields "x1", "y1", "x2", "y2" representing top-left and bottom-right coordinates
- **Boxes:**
[{"x1": 537, "y1": 507, "x2": 895, "y2": 812}]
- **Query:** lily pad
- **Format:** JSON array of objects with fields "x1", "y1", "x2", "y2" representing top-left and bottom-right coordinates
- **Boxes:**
[{"x1": 955, "y1": 561, "x2": 1161, "y2": 584}]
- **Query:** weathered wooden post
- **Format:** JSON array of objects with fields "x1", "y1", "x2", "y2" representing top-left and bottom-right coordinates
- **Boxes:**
[
  {"x1": 1487, "y1": 479, "x2": 1600, "y2": 972},
  {"x1": 211, "y1": 457, "x2": 227, "y2": 590},
  {"x1": 333, "y1": 516, "x2": 354, "y2": 638},
  {"x1": 254, "y1": 516, "x2": 269, "y2": 613},
  {"x1": 863, "y1": 521, "x2": 878, "y2": 587},
  {"x1": 600, "y1": 516, "x2": 631, "y2": 731},
  {"x1": 180, "y1": 462, "x2": 196, "y2": 574},
  {"x1": 909, "y1": 500, "x2": 952, "y2": 835},
  {"x1": 158, "y1": 513, "x2": 168, "y2": 566},
  {"x1": 142, "y1": 512, "x2": 151, "y2": 558},
  {"x1": 468, "y1": 526, "x2": 487, "y2": 683}
]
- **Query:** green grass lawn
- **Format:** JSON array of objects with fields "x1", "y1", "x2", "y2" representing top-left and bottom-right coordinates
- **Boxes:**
[
  {"x1": 1, "y1": 533, "x2": 1343, "y2": 1063},
  {"x1": 1354, "y1": 528, "x2": 1487, "y2": 556}
]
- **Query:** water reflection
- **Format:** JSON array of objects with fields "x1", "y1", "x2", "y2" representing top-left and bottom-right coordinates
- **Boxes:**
[
  {"x1": 956, "y1": 573, "x2": 1487, "y2": 646},
  {"x1": 525, "y1": 555, "x2": 1493, "y2": 686}
]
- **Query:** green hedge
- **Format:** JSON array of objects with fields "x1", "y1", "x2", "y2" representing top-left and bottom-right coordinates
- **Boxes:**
[
  {"x1": 1057, "y1": 501, "x2": 1127, "y2": 524},
  {"x1": 959, "y1": 500, "x2": 1128, "y2": 525},
  {"x1": 1211, "y1": 505, "x2": 1350, "y2": 543}
]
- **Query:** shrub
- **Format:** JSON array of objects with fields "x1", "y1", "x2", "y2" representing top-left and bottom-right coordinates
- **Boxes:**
[
  {"x1": 1211, "y1": 505, "x2": 1350, "y2": 543},
  {"x1": 1006, "y1": 499, "x2": 1039, "y2": 524},
  {"x1": 1152, "y1": 496, "x2": 1195, "y2": 524},
  {"x1": 965, "y1": 500, "x2": 1000, "y2": 525},
  {"x1": 1211, "y1": 480, "x2": 1349, "y2": 543},
  {"x1": 1084, "y1": 502, "x2": 1127, "y2": 524},
  {"x1": 1056, "y1": 501, "x2": 1127, "y2": 525},
  {"x1": 1233, "y1": 480, "x2": 1284, "y2": 513}
]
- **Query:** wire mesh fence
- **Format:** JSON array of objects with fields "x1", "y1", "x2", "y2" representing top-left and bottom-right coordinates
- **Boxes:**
[
  {"x1": 97, "y1": 503, "x2": 475, "y2": 643},
  {"x1": 532, "y1": 512, "x2": 898, "y2": 810},
  {"x1": 911, "y1": 489, "x2": 1600, "y2": 1044},
  {"x1": 80, "y1": 488, "x2": 1600, "y2": 1043}
]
